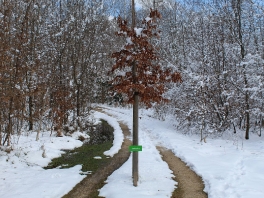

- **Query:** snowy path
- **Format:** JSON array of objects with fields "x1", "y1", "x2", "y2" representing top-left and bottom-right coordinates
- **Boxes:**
[
  {"x1": 63, "y1": 114, "x2": 132, "y2": 198},
  {"x1": 157, "y1": 146, "x2": 207, "y2": 198},
  {"x1": 97, "y1": 106, "x2": 206, "y2": 198},
  {"x1": 98, "y1": 108, "x2": 176, "y2": 198},
  {"x1": 1, "y1": 105, "x2": 263, "y2": 198},
  {"x1": 98, "y1": 105, "x2": 264, "y2": 198}
]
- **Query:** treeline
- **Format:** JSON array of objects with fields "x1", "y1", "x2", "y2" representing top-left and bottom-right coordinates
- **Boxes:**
[
  {"x1": 152, "y1": 0, "x2": 264, "y2": 139},
  {"x1": 1, "y1": 0, "x2": 264, "y2": 144},
  {"x1": 0, "y1": 0, "x2": 120, "y2": 146}
]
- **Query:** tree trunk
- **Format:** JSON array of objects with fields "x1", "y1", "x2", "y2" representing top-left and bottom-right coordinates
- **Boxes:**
[
  {"x1": 5, "y1": 98, "x2": 13, "y2": 146},
  {"x1": 76, "y1": 84, "x2": 80, "y2": 117},
  {"x1": 101, "y1": 83, "x2": 105, "y2": 104},
  {"x1": 245, "y1": 88, "x2": 250, "y2": 139},
  {"x1": 132, "y1": 92, "x2": 139, "y2": 186},
  {"x1": 29, "y1": 96, "x2": 33, "y2": 130},
  {"x1": 131, "y1": 0, "x2": 139, "y2": 187},
  {"x1": 234, "y1": 0, "x2": 250, "y2": 139},
  {"x1": 259, "y1": 114, "x2": 262, "y2": 137},
  {"x1": 0, "y1": 124, "x2": 2, "y2": 146},
  {"x1": 36, "y1": 120, "x2": 41, "y2": 141}
]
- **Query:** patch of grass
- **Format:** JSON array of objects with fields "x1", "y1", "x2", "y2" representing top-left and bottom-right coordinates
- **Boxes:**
[
  {"x1": 44, "y1": 119, "x2": 113, "y2": 173},
  {"x1": 44, "y1": 141, "x2": 112, "y2": 172}
]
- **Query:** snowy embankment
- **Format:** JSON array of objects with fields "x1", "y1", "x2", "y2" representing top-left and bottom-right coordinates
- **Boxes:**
[
  {"x1": 0, "y1": 111, "x2": 124, "y2": 198},
  {"x1": 99, "y1": 105, "x2": 264, "y2": 198},
  {"x1": 93, "y1": 111, "x2": 123, "y2": 157},
  {"x1": 1, "y1": 106, "x2": 263, "y2": 198},
  {"x1": 0, "y1": 131, "x2": 88, "y2": 198}
]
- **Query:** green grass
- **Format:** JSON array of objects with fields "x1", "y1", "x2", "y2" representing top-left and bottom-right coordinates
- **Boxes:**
[
  {"x1": 44, "y1": 119, "x2": 113, "y2": 174},
  {"x1": 44, "y1": 141, "x2": 112, "y2": 173}
]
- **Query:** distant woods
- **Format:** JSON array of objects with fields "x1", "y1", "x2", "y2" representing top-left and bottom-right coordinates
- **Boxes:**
[
  {"x1": 0, "y1": 0, "x2": 119, "y2": 145},
  {"x1": 152, "y1": 0, "x2": 264, "y2": 139},
  {"x1": 1, "y1": 0, "x2": 264, "y2": 145}
]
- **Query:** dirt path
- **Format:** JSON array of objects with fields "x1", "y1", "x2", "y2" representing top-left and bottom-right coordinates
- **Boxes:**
[
  {"x1": 63, "y1": 108, "x2": 207, "y2": 198},
  {"x1": 62, "y1": 108, "x2": 132, "y2": 198},
  {"x1": 96, "y1": 107, "x2": 207, "y2": 198},
  {"x1": 157, "y1": 146, "x2": 208, "y2": 198}
]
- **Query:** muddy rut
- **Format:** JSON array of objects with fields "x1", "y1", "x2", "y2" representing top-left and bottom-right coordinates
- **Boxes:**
[{"x1": 157, "y1": 146, "x2": 208, "y2": 198}]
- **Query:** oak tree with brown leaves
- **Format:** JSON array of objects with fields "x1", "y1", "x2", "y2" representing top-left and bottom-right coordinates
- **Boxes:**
[
  {"x1": 111, "y1": 10, "x2": 182, "y2": 108},
  {"x1": 110, "y1": 7, "x2": 182, "y2": 186}
]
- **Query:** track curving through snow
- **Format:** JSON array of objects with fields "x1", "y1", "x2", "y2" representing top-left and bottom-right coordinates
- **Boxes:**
[
  {"x1": 97, "y1": 107, "x2": 207, "y2": 198},
  {"x1": 64, "y1": 107, "x2": 207, "y2": 198}
]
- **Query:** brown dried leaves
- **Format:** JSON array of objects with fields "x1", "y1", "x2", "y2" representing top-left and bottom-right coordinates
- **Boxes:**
[{"x1": 110, "y1": 9, "x2": 182, "y2": 107}]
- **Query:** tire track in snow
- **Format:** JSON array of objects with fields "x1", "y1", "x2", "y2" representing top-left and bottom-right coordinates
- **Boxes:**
[
  {"x1": 100, "y1": 106, "x2": 207, "y2": 198},
  {"x1": 97, "y1": 107, "x2": 176, "y2": 198},
  {"x1": 143, "y1": 127, "x2": 207, "y2": 198}
]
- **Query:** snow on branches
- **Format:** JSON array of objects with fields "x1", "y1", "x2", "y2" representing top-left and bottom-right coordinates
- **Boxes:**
[{"x1": 110, "y1": 9, "x2": 182, "y2": 108}]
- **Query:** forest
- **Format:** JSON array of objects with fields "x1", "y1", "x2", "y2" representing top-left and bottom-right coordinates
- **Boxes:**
[{"x1": 1, "y1": 0, "x2": 264, "y2": 146}]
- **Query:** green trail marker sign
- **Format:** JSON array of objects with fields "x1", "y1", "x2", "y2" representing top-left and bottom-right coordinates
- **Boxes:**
[{"x1": 129, "y1": 145, "x2": 142, "y2": 152}]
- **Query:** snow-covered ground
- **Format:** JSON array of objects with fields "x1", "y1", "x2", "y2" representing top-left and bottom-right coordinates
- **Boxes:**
[
  {"x1": 98, "y1": 105, "x2": 264, "y2": 198},
  {"x1": 1, "y1": 105, "x2": 263, "y2": 198},
  {"x1": 0, "y1": 131, "x2": 88, "y2": 198},
  {"x1": 0, "y1": 111, "x2": 125, "y2": 198},
  {"x1": 93, "y1": 111, "x2": 124, "y2": 157}
]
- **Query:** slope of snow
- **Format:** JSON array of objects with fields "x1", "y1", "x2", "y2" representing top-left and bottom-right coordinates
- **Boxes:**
[
  {"x1": 1, "y1": 105, "x2": 263, "y2": 198},
  {"x1": 0, "y1": 131, "x2": 88, "y2": 198},
  {"x1": 99, "y1": 105, "x2": 264, "y2": 198},
  {"x1": 0, "y1": 111, "x2": 125, "y2": 198},
  {"x1": 93, "y1": 111, "x2": 124, "y2": 157}
]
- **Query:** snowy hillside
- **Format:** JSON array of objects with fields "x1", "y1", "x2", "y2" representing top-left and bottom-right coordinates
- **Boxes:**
[
  {"x1": 99, "y1": 106, "x2": 264, "y2": 198},
  {"x1": 1, "y1": 106, "x2": 263, "y2": 198}
]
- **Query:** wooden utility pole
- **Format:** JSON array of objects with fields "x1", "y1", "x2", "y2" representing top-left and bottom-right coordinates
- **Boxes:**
[
  {"x1": 131, "y1": 0, "x2": 139, "y2": 187},
  {"x1": 111, "y1": 1, "x2": 181, "y2": 187}
]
